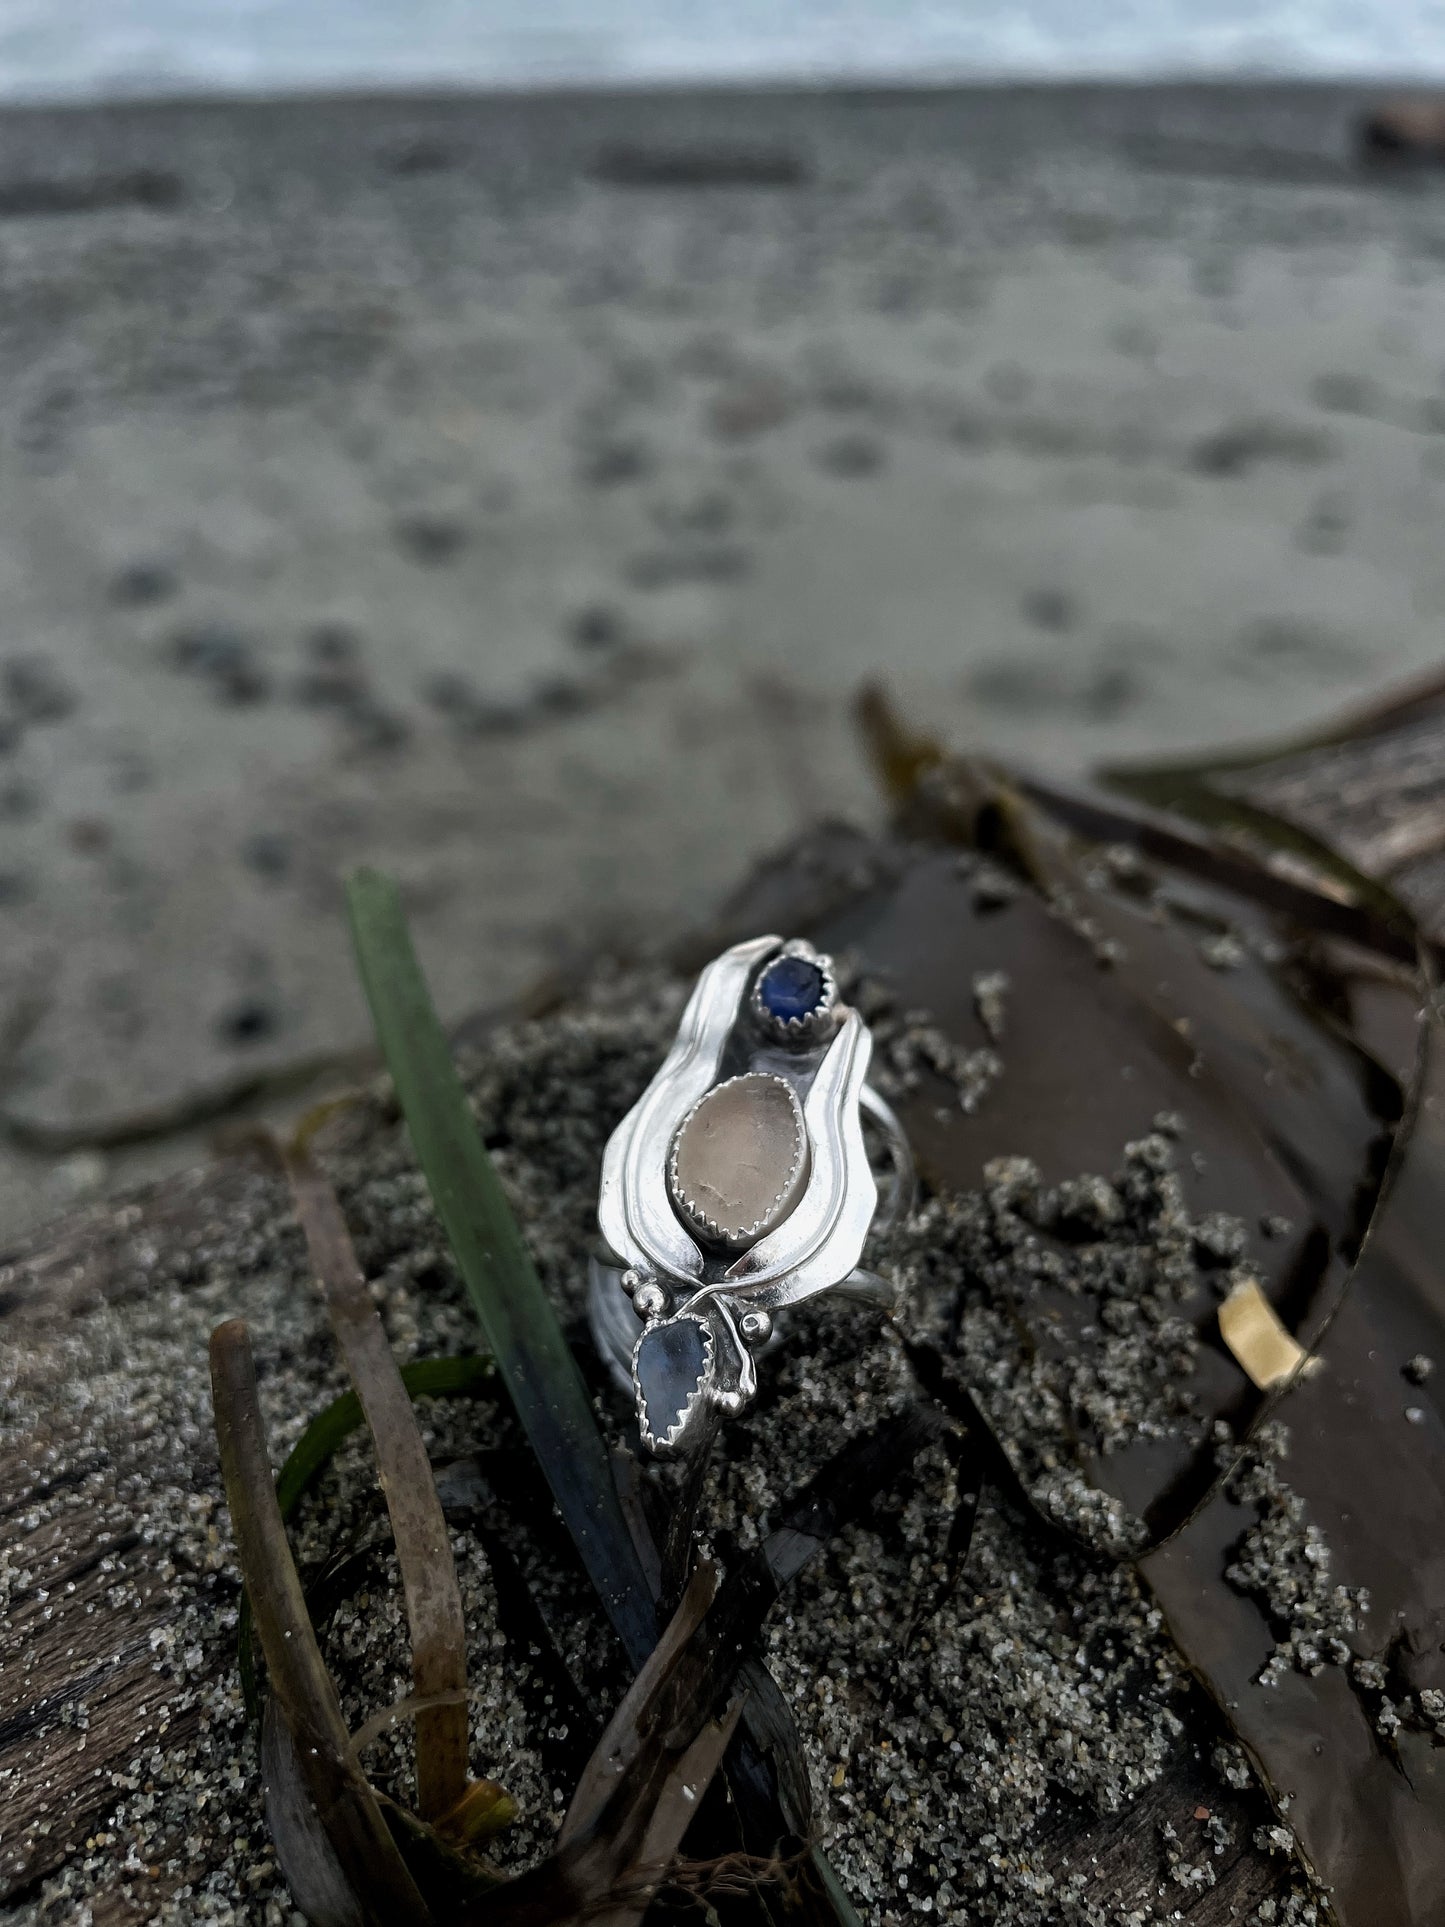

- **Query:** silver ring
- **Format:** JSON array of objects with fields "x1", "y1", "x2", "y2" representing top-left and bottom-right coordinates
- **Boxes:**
[{"x1": 589, "y1": 935, "x2": 915, "y2": 1457}]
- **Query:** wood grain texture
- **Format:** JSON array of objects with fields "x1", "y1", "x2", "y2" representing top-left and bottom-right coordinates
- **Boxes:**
[{"x1": 1, "y1": 1156, "x2": 289, "y2": 1919}]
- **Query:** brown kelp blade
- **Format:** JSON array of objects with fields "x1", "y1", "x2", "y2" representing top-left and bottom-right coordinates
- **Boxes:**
[
  {"x1": 442, "y1": 1573, "x2": 740, "y2": 1927},
  {"x1": 590, "y1": 1409, "x2": 940, "y2": 1918},
  {"x1": 1141, "y1": 1026, "x2": 1445, "y2": 1920},
  {"x1": 585, "y1": 1696, "x2": 747, "y2": 1927},
  {"x1": 559, "y1": 1563, "x2": 722, "y2": 1855},
  {"x1": 262, "y1": 1704, "x2": 510, "y2": 1926},
  {"x1": 261, "y1": 1703, "x2": 371, "y2": 1927},
  {"x1": 851, "y1": 691, "x2": 1411, "y2": 1543},
  {"x1": 285, "y1": 1145, "x2": 471, "y2": 1823},
  {"x1": 724, "y1": 691, "x2": 1445, "y2": 1926},
  {"x1": 475, "y1": 1410, "x2": 934, "y2": 1927},
  {"x1": 1099, "y1": 680, "x2": 1445, "y2": 1920},
  {"x1": 1105, "y1": 663, "x2": 1445, "y2": 943},
  {"x1": 209, "y1": 1319, "x2": 432, "y2": 1927}
]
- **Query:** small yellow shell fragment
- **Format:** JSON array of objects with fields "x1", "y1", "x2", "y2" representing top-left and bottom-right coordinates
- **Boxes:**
[{"x1": 1219, "y1": 1277, "x2": 1324, "y2": 1391}]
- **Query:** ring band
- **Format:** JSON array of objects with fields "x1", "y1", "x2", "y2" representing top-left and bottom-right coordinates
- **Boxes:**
[{"x1": 589, "y1": 935, "x2": 915, "y2": 1456}]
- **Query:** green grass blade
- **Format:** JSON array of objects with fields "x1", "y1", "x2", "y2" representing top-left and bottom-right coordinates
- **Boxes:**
[
  {"x1": 807, "y1": 1845, "x2": 866, "y2": 1927},
  {"x1": 239, "y1": 1354, "x2": 493, "y2": 1721},
  {"x1": 345, "y1": 867, "x2": 657, "y2": 1668},
  {"x1": 277, "y1": 1355, "x2": 493, "y2": 1516}
]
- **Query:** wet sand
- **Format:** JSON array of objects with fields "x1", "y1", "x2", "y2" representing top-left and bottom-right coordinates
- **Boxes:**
[{"x1": 4, "y1": 79, "x2": 1445, "y2": 1234}]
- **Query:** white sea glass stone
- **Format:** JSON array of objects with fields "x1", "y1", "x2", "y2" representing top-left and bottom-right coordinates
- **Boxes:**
[{"x1": 668, "y1": 1071, "x2": 808, "y2": 1248}]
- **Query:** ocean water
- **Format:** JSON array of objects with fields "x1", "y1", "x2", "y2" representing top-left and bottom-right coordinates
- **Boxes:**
[{"x1": 0, "y1": 0, "x2": 1442, "y2": 104}]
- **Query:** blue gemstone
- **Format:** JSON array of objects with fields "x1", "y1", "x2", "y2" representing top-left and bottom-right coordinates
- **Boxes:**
[
  {"x1": 635, "y1": 1317, "x2": 711, "y2": 1444},
  {"x1": 759, "y1": 955, "x2": 825, "y2": 1022}
]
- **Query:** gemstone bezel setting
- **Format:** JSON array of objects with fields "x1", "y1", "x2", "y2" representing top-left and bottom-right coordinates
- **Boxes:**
[
  {"x1": 750, "y1": 941, "x2": 838, "y2": 1045},
  {"x1": 632, "y1": 1311, "x2": 716, "y2": 1454},
  {"x1": 667, "y1": 1070, "x2": 808, "y2": 1249}
]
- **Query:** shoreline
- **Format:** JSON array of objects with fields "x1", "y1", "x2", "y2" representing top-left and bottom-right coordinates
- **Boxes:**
[
  {"x1": 0, "y1": 54, "x2": 1442, "y2": 118},
  {"x1": 0, "y1": 73, "x2": 1416, "y2": 121},
  {"x1": 0, "y1": 73, "x2": 1423, "y2": 105}
]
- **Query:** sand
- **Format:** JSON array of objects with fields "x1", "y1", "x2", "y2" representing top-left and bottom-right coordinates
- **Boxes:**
[
  {"x1": 4, "y1": 79, "x2": 1445, "y2": 1237},
  {"x1": 0, "y1": 968, "x2": 1318, "y2": 1924}
]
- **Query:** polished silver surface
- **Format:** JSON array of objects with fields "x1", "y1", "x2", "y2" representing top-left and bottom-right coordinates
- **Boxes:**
[
  {"x1": 591, "y1": 933, "x2": 915, "y2": 1456},
  {"x1": 597, "y1": 933, "x2": 775, "y2": 1294}
]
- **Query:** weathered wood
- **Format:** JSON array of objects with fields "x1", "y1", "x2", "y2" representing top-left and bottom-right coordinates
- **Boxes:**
[{"x1": 1, "y1": 1156, "x2": 291, "y2": 1919}]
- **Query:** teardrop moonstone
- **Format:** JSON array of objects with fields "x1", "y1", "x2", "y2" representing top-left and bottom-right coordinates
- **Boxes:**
[{"x1": 635, "y1": 1315, "x2": 712, "y2": 1448}]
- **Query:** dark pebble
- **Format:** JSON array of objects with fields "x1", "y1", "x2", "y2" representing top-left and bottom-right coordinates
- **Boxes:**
[
  {"x1": 1240, "y1": 617, "x2": 1359, "y2": 671},
  {"x1": 968, "y1": 659, "x2": 1055, "y2": 714},
  {"x1": 625, "y1": 545, "x2": 750, "y2": 589},
  {"x1": 306, "y1": 620, "x2": 362, "y2": 664},
  {"x1": 216, "y1": 663, "x2": 271, "y2": 705},
  {"x1": 814, "y1": 431, "x2": 886, "y2": 478},
  {"x1": 0, "y1": 716, "x2": 20, "y2": 756},
  {"x1": 3, "y1": 654, "x2": 76, "y2": 724},
  {"x1": 242, "y1": 831, "x2": 292, "y2": 880},
  {"x1": 109, "y1": 743, "x2": 152, "y2": 790},
  {"x1": 218, "y1": 1000, "x2": 278, "y2": 1046},
  {"x1": 421, "y1": 668, "x2": 478, "y2": 713},
  {"x1": 343, "y1": 702, "x2": 410, "y2": 752},
  {"x1": 0, "y1": 867, "x2": 33, "y2": 906},
  {"x1": 1084, "y1": 662, "x2": 1142, "y2": 720},
  {"x1": 870, "y1": 272, "x2": 921, "y2": 317},
  {"x1": 169, "y1": 622, "x2": 253, "y2": 677},
  {"x1": 110, "y1": 560, "x2": 177, "y2": 607},
  {"x1": 420, "y1": 669, "x2": 530, "y2": 735},
  {"x1": 591, "y1": 143, "x2": 806, "y2": 189},
  {"x1": 1311, "y1": 370, "x2": 1380, "y2": 416},
  {"x1": 986, "y1": 362, "x2": 1033, "y2": 405},
  {"x1": 665, "y1": 487, "x2": 735, "y2": 535},
  {"x1": 1189, "y1": 417, "x2": 1334, "y2": 477},
  {"x1": 1022, "y1": 586, "x2": 1078, "y2": 632},
  {"x1": 569, "y1": 604, "x2": 625, "y2": 650},
  {"x1": 294, "y1": 664, "x2": 366, "y2": 709},
  {"x1": 634, "y1": 1316, "x2": 710, "y2": 1446},
  {"x1": 462, "y1": 698, "x2": 532, "y2": 736},
  {"x1": 813, "y1": 369, "x2": 879, "y2": 415},
  {"x1": 0, "y1": 778, "x2": 40, "y2": 820},
  {"x1": 378, "y1": 133, "x2": 458, "y2": 176},
  {"x1": 393, "y1": 513, "x2": 469, "y2": 565},
  {"x1": 577, "y1": 437, "x2": 653, "y2": 488},
  {"x1": 0, "y1": 168, "x2": 182, "y2": 219},
  {"x1": 66, "y1": 817, "x2": 112, "y2": 855},
  {"x1": 1296, "y1": 489, "x2": 1352, "y2": 555},
  {"x1": 532, "y1": 675, "x2": 590, "y2": 716},
  {"x1": 708, "y1": 382, "x2": 791, "y2": 440}
]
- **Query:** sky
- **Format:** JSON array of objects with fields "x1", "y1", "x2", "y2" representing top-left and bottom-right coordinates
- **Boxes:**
[{"x1": 0, "y1": 0, "x2": 1441, "y2": 102}]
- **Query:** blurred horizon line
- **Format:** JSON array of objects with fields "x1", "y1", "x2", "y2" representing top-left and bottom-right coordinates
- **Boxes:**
[{"x1": 2, "y1": 68, "x2": 1444, "y2": 118}]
